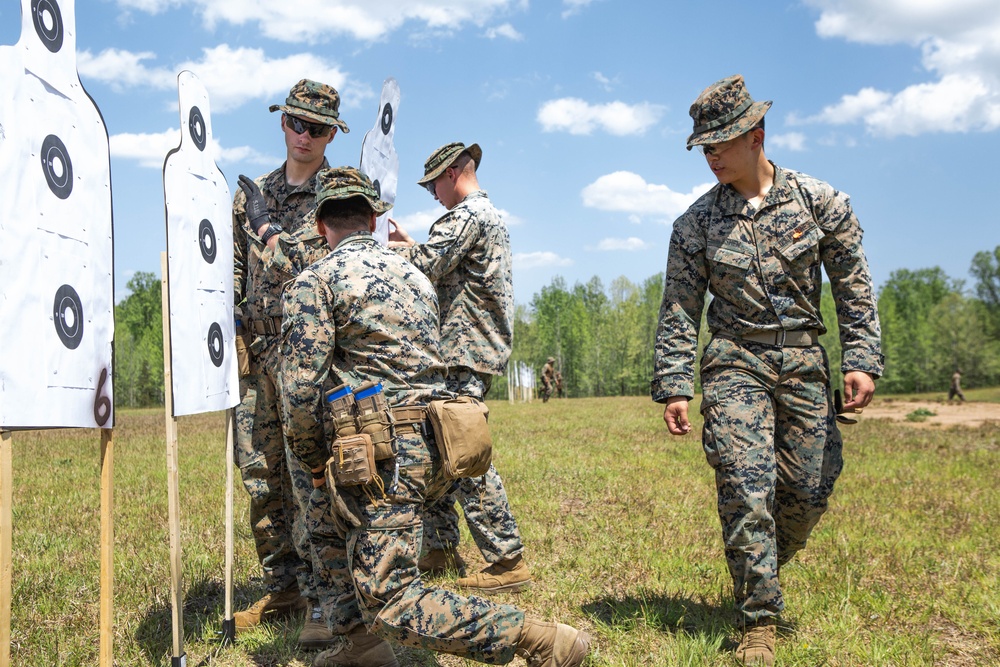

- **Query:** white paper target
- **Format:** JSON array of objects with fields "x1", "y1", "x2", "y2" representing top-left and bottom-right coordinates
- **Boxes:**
[
  {"x1": 163, "y1": 71, "x2": 238, "y2": 417},
  {"x1": 0, "y1": 0, "x2": 115, "y2": 429},
  {"x1": 359, "y1": 77, "x2": 400, "y2": 246}
]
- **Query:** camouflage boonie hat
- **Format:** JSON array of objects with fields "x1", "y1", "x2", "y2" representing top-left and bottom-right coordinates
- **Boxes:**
[
  {"x1": 416, "y1": 142, "x2": 482, "y2": 185},
  {"x1": 315, "y1": 166, "x2": 391, "y2": 214},
  {"x1": 270, "y1": 79, "x2": 350, "y2": 133},
  {"x1": 547, "y1": 357, "x2": 555, "y2": 363},
  {"x1": 686, "y1": 74, "x2": 771, "y2": 150}
]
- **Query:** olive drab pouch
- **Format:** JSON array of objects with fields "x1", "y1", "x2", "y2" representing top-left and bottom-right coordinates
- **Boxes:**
[
  {"x1": 353, "y1": 381, "x2": 396, "y2": 461},
  {"x1": 427, "y1": 396, "x2": 492, "y2": 479}
]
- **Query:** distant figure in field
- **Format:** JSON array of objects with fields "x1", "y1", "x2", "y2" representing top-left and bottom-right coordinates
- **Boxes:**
[
  {"x1": 555, "y1": 370, "x2": 564, "y2": 398},
  {"x1": 541, "y1": 357, "x2": 556, "y2": 402},
  {"x1": 949, "y1": 369, "x2": 966, "y2": 401}
]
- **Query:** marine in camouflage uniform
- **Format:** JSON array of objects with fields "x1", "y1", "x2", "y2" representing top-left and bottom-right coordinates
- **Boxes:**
[
  {"x1": 541, "y1": 357, "x2": 556, "y2": 403},
  {"x1": 389, "y1": 142, "x2": 531, "y2": 592},
  {"x1": 231, "y1": 79, "x2": 348, "y2": 640},
  {"x1": 651, "y1": 75, "x2": 883, "y2": 666},
  {"x1": 281, "y1": 167, "x2": 589, "y2": 667}
]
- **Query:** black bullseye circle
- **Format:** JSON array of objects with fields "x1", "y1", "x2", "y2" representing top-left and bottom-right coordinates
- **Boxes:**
[
  {"x1": 32, "y1": 0, "x2": 64, "y2": 53},
  {"x1": 41, "y1": 135, "x2": 72, "y2": 199},
  {"x1": 198, "y1": 219, "x2": 217, "y2": 264},
  {"x1": 53, "y1": 284, "x2": 83, "y2": 350},
  {"x1": 380, "y1": 103, "x2": 393, "y2": 135},
  {"x1": 189, "y1": 106, "x2": 207, "y2": 151},
  {"x1": 207, "y1": 323, "x2": 224, "y2": 367},
  {"x1": 372, "y1": 179, "x2": 381, "y2": 199}
]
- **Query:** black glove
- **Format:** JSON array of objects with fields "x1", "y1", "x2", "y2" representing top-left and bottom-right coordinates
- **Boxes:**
[{"x1": 238, "y1": 174, "x2": 270, "y2": 234}]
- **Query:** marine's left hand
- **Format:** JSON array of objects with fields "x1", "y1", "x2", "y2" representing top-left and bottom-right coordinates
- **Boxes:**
[{"x1": 842, "y1": 371, "x2": 876, "y2": 411}]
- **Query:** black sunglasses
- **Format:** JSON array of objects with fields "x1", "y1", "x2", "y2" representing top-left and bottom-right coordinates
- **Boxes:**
[{"x1": 284, "y1": 114, "x2": 332, "y2": 138}]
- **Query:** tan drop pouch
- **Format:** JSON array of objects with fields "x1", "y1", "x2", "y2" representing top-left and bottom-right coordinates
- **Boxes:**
[
  {"x1": 427, "y1": 396, "x2": 492, "y2": 479},
  {"x1": 327, "y1": 433, "x2": 376, "y2": 487}
]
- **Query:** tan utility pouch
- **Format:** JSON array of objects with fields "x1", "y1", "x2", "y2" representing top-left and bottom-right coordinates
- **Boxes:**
[
  {"x1": 235, "y1": 330, "x2": 251, "y2": 377},
  {"x1": 327, "y1": 433, "x2": 376, "y2": 487},
  {"x1": 427, "y1": 396, "x2": 492, "y2": 479}
]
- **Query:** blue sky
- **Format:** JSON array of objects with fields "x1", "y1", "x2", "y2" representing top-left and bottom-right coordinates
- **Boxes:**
[{"x1": 3, "y1": 0, "x2": 998, "y2": 306}]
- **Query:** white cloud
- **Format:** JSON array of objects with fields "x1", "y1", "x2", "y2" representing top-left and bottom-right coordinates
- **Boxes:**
[
  {"x1": 769, "y1": 132, "x2": 807, "y2": 151},
  {"x1": 114, "y1": 0, "x2": 525, "y2": 43},
  {"x1": 538, "y1": 98, "x2": 665, "y2": 136},
  {"x1": 514, "y1": 251, "x2": 573, "y2": 269},
  {"x1": 581, "y1": 171, "x2": 713, "y2": 219},
  {"x1": 592, "y1": 71, "x2": 618, "y2": 92},
  {"x1": 497, "y1": 209, "x2": 525, "y2": 226},
  {"x1": 110, "y1": 128, "x2": 271, "y2": 169},
  {"x1": 594, "y1": 237, "x2": 648, "y2": 251},
  {"x1": 485, "y1": 23, "x2": 523, "y2": 40},
  {"x1": 799, "y1": 0, "x2": 1000, "y2": 135},
  {"x1": 80, "y1": 45, "x2": 370, "y2": 114},
  {"x1": 562, "y1": 0, "x2": 597, "y2": 18},
  {"x1": 393, "y1": 209, "x2": 442, "y2": 234}
]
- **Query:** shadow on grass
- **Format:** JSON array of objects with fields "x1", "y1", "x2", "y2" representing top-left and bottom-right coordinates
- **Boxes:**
[
  {"x1": 583, "y1": 590, "x2": 731, "y2": 639},
  {"x1": 134, "y1": 575, "x2": 304, "y2": 666}
]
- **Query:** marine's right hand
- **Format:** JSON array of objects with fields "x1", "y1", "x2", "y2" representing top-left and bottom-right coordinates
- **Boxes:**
[
  {"x1": 237, "y1": 174, "x2": 270, "y2": 234},
  {"x1": 664, "y1": 397, "x2": 692, "y2": 436}
]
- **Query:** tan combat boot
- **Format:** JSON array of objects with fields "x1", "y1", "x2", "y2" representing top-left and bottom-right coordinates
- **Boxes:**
[
  {"x1": 456, "y1": 554, "x2": 533, "y2": 593},
  {"x1": 312, "y1": 626, "x2": 399, "y2": 667},
  {"x1": 298, "y1": 601, "x2": 338, "y2": 649},
  {"x1": 234, "y1": 586, "x2": 307, "y2": 630},
  {"x1": 515, "y1": 618, "x2": 590, "y2": 667},
  {"x1": 417, "y1": 547, "x2": 467, "y2": 576},
  {"x1": 735, "y1": 622, "x2": 776, "y2": 666}
]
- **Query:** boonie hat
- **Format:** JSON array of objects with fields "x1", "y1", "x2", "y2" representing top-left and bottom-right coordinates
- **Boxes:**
[
  {"x1": 270, "y1": 79, "x2": 350, "y2": 133},
  {"x1": 417, "y1": 142, "x2": 482, "y2": 185},
  {"x1": 315, "y1": 166, "x2": 391, "y2": 214},
  {"x1": 686, "y1": 74, "x2": 771, "y2": 150},
  {"x1": 547, "y1": 357, "x2": 555, "y2": 363}
]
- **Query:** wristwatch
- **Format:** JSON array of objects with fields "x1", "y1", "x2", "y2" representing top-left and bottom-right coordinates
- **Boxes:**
[{"x1": 260, "y1": 223, "x2": 283, "y2": 244}]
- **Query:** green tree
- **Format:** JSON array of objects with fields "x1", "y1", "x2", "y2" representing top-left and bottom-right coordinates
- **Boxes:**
[
  {"x1": 970, "y1": 245, "x2": 1000, "y2": 337},
  {"x1": 114, "y1": 271, "x2": 164, "y2": 407}
]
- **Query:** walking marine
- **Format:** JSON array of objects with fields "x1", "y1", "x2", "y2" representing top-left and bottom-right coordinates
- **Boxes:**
[
  {"x1": 231, "y1": 79, "x2": 349, "y2": 646},
  {"x1": 389, "y1": 142, "x2": 532, "y2": 593},
  {"x1": 280, "y1": 166, "x2": 589, "y2": 667},
  {"x1": 651, "y1": 74, "x2": 883, "y2": 666}
]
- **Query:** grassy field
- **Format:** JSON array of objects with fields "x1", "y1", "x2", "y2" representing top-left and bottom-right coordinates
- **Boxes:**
[{"x1": 5, "y1": 396, "x2": 999, "y2": 666}]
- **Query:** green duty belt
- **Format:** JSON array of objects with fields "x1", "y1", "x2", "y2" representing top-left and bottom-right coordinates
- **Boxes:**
[
  {"x1": 717, "y1": 329, "x2": 819, "y2": 347},
  {"x1": 247, "y1": 316, "x2": 283, "y2": 336}
]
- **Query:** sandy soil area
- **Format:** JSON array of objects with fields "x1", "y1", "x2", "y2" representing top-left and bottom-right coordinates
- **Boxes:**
[{"x1": 859, "y1": 398, "x2": 1000, "y2": 428}]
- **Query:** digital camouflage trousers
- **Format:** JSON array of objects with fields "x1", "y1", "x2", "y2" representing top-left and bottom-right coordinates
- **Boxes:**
[
  {"x1": 305, "y1": 429, "x2": 525, "y2": 662},
  {"x1": 699, "y1": 335, "x2": 844, "y2": 625}
]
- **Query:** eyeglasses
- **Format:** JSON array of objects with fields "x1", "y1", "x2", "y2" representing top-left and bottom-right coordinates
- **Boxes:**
[
  {"x1": 284, "y1": 114, "x2": 332, "y2": 138},
  {"x1": 424, "y1": 180, "x2": 437, "y2": 197}
]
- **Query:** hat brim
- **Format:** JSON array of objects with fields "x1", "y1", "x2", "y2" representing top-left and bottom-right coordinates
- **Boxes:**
[
  {"x1": 416, "y1": 143, "x2": 482, "y2": 185},
  {"x1": 686, "y1": 100, "x2": 771, "y2": 150},
  {"x1": 317, "y1": 191, "x2": 392, "y2": 215},
  {"x1": 270, "y1": 104, "x2": 350, "y2": 134}
]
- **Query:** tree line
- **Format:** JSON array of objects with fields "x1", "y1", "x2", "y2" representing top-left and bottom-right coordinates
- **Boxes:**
[{"x1": 111, "y1": 248, "x2": 1000, "y2": 407}]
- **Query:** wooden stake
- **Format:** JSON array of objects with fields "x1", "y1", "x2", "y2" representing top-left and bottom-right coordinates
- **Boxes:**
[
  {"x1": 100, "y1": 428, "x2": 114, "y2": 666},
  {"x1": 161, "y1": 252, "x2": 185, "y2": 661},
  {"x1": 0, "y1": 430, "x2": 11, "y2": 667}
]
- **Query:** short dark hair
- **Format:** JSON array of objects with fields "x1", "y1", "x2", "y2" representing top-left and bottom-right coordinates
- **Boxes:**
[{"x1": 317, "y1": 196, "x2": 373, "y2": 232}]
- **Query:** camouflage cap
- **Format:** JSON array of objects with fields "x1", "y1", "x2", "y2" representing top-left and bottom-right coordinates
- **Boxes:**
[
  {"x1": 269, "y1": 79, "x2": 350, "y2": 133},
  {"x1": 315, "y1": 166, "x2": 391, "y2": 214},
  {"x1": 416, "y1": 142, "x2": 482, "y2": 185},
  {"x1": 686, "y1": 74, "x2": 771, "y2": 150},
  {"x1": 547, "y1": 357, "x2": 556, "y2": 363}
]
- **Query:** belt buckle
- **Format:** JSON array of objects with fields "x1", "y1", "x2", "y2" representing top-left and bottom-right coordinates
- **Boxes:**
[{"x1": 776, "y1": 330, "x2": 786, "y2": 346}]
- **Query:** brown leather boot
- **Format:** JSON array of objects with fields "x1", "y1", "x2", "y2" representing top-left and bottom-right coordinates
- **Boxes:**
[
  {"x1": 515, "y1": 618, "x2": 590, "y2": 667},
  {"x1": 298, "y1": 601, "x2": 338, "y2": 649},
  {"x1": 735, "y1": 622, "x2": 776, "y2": 666},
  {"x1": 234, "y1": 586, "x2": 307, "y2": 630},
  {"x1": 312, "y1": 626, "x2": 399, "y2": 667},
  {"x1": 417, "y1": 547, "x2": 467, "y2": 576},
  {"x1": 456, "y1": 554, "x2": 533, "y2": 593}
]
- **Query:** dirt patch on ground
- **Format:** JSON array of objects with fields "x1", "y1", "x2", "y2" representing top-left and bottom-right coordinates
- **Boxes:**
[{"x1": 860, "y1": 399, "x2": 1000, "y2": 428}]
